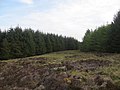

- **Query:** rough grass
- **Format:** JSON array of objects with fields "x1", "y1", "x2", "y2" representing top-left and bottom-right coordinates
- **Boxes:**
[{"x1": 0, "y1": 50, "x2": 120, "y2": 90}]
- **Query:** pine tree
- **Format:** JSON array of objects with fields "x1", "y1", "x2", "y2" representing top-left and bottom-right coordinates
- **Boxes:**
[
  {"x1": 44, "y1": 34, "x2": 52, "y2": 53},
  {"x1": 81, "y1": 29, "x2": 93, "y2": 52},
  {"x1": 22, "y1": 29, "x2": 35, "y2": 56},
  {"x1": 0, "y1": 38, "x2": 10, "y2": 59},
  {"x1": 34, "y1": 31, "x2": 46, "y2": 54},
  {"x1": 0, "y1": 27, "x2": 79, "y2": 60},
  {"x1": 108, "y1": 11, "x2": 120, "y2": 53},
  {"x1": 11, "y1": 27, "x2": 23, "y2": 58}
]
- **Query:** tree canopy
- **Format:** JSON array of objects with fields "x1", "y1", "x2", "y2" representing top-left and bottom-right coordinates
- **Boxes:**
[
  {"x1": 0, "y1": 27, "x2": 79, "y2": 60},
  {"x1": 81, "y1": 10, "x2": 120, "y2": 53}
]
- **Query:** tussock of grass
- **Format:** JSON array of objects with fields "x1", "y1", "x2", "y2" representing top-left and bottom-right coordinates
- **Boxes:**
[{"x1": 0, "y1": 50, "x2": 120, "y2": 89}]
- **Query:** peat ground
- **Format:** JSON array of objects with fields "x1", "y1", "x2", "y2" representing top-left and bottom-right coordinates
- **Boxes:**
[{"x1": 0, "y1": 50, "x2": 120, "y2": 90}]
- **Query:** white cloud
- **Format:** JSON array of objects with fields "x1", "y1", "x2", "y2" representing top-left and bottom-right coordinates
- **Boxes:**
[
  {"x1": 2, "y1": 0, "x2": 120, "y2": 41},
  {"x1": 19, "y1": 0, "x2": 120, "y2": 41},
  {"x1": 20, "y1": 0, "x2": 33, "y2": 4}
]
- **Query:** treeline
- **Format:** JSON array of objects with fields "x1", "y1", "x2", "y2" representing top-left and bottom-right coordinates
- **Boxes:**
[
  {"x1": 0, "y1": 27, "x2": 79, "y2": 60},
  {"x1": 81, "y1": 10, "x2": 120, "y2": 53}
]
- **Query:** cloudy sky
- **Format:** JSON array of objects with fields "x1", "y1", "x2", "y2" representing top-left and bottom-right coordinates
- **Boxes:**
[{"x1": 0, "y1": 0, "x2": 120, "y2": 41}]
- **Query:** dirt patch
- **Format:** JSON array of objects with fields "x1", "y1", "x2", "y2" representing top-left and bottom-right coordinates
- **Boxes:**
[
  {"x1": 0, "y1": 59, "x2": 118, "y2": 90},
  {"x1": 94, "y1": 53, "x2": 114, "y2": 57},
  {"x1": 65, "y1": 55, "x2": 81, "y2": 58},
  {"x1": 0, "y1": 51, "x2": 119, "y2": 90},
  {"x1": 64, "y1": 59, "x2": 111, "y2": 71},
  {"x1": 84, "y1": 75, "x2": 119, "y2": 90},
  {"x1": 0, "y1": 62, "x2": 8, "y2": 66},
  {"x1": 79, "y1": 59, "x2": 111, "y2": 70}
]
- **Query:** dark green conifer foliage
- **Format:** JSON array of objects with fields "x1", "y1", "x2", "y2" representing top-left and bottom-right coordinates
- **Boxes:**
[
  {"x1": 22, "y1": 29, "x2": 35, "y2": 56},
  {"x1": 34, "y1": 31, "x2": 46, "y2": 54},
  {"x1": 0, "y1": 38, "x2": 10, "y2": 59},
  {"x1": 44, "y1": 34, "x2": 52, "y2": 53},
  {"x1": 81, "y1": 10, "x2": 120, "y2": 53},
  {"x1": 108, "y1": 11, "x2": 120, "y2": 53},
  {"x1": 81, "y1": 29, "x2": 93, "y2": 52},
  {"x1": 49, "y1": 34, "x2": 56, "y2": 52},
  {"x1": 11, "y1": 27, "x2": 23, "y2": 58},
  {"x1": 0, "y1": 27, "x2": 79, "y2": 60},
  {"x1": 81, "y1": 26, "x2": 110, "y2": 52}
]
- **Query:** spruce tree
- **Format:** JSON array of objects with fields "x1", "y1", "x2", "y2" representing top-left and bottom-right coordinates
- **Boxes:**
[
  {"x1": 108, "y1": 11, "x2": 120, "y2": 53},
  {"x1": 0, "y1": 38, "x2": 10, "y2": 59}
]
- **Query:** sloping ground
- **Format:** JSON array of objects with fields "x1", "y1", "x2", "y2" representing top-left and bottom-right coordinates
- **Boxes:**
[{"x1": 0, "y1": 50, "x2": 120, "y2": 90}]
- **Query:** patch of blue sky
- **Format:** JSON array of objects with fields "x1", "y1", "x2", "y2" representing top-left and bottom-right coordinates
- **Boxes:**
[{"x1": 0, "y1": 0, "x2": 65, "y2": 29}]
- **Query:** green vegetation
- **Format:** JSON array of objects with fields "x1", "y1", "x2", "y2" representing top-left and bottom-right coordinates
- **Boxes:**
[
  {"x1": 0, "y1": 7, "x2": 120, "y2": 90},
  {"x1": 0, "y1": 28, "x2": 79, "y2": 60},
  {"x1": 81, "y1": 10, "x2": 120, "y2": 53}
]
